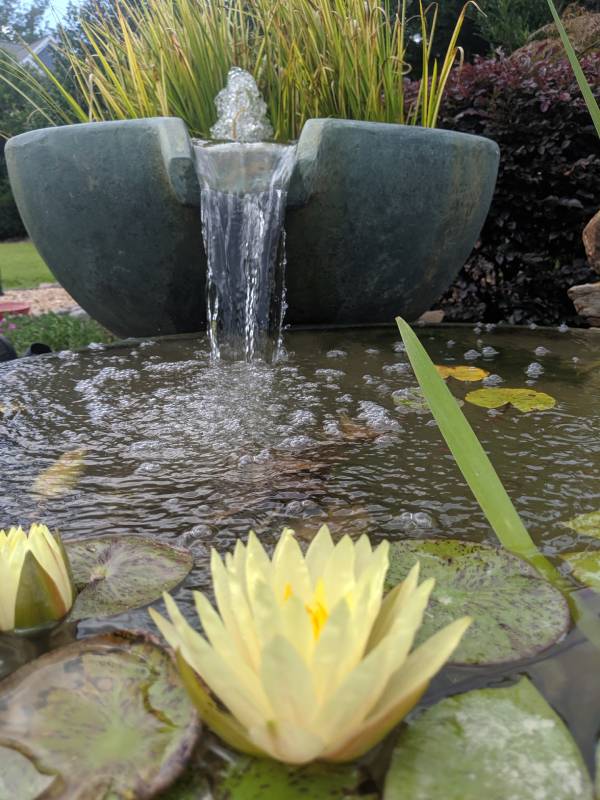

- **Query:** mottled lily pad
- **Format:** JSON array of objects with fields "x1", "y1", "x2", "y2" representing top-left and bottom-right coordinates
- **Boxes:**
[
  {"x1": 387, "y1": 539, "x2": 569, "y2": 665},
  {"x1": 31, "y1": 449, "x2": 86, "y2": 498},
  {"x1": 563, "y1": 511, "x2": 600, "y2": 539},
  {"x1": 436, "y1": 366, "x2": 489, "y2": 382},
  {"x1": 561, "y1": 551, "x2": 600, "y2": 592},
  {"x1": 383, "y1": 677, "x2": 593, "y2": 800},
  {"x1": 215, "y1": 758, "x2": 367, "y2": 799},
  {"x1": 465, "y1": 387, "x2": 556, "y2": 413},
  {"x1": 66, "y1": 535, "x2": 193, "y2": 620},
  {"x1": 0, "y1": 630, "x2": 200, "y2": 799}
]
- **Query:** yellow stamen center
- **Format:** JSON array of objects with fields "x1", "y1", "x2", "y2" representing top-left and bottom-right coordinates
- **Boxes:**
[{"x1": 283, "y1": 579, "x2": 329, "y2": 640}]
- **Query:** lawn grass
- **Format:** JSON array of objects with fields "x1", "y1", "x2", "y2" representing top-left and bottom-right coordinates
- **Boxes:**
[{"x1": 0, "y1": 240, "x2": 55, "y2": 289}]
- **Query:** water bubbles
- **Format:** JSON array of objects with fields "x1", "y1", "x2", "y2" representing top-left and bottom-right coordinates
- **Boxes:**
[
  {"x1": 338, "y1": 394, "x2": 353, "y2": 404},
  {"x1": 483, "y1": 374, "x2": 504, "y2": 386},
  {"x1": 277, "y1": 435, "x2": 317, "y2": 451},
  {"x1": 383, "y1": 362, "x2": 411, "y2": 375},
  {"x1": 135, "y1": 462, "x2": 162, "y2": 475},
  {"x1": 289, "y1": 409, "x2": 317, "y2": 427},
  {"x1": 395, "y1": 511, "x2": 437, "y2": 531},
  {"x1": 572, "y1": 356, "x2": 580, "y2": 364},
  {"x1": 482, "y1": 346, "x2": 499, "y2": 358},
  {"x1": 393, "y1": 342, "x2": 406, "y2": 353},
  {"x1": 529, "y1": 323, "x2": 537, "y2": 330},
  {"x1": 362, "y1": 375, "x2": 377, "y2": 385},
  {"x1": 315, "y1": 368, "x2": 345, "y2": 382},
  {"x1": 365, "y1": 348, "x2": 380, "y2": 355},
  {"x1": 446, "y1": 340, "x2": 456, "y2": 348},
  {"x1": 356, "y1": 401, "x2": 400, "y2": 431},
  {"x1": 534, "y1": 346, "x2": 551, "y2": 357},
  {"x1": 558, "y1": 323, "x2": 569, "y2": 333},
  {"x1": 464, "y1": 350, "x2": 481, "y2": 361},
  {"x1": 473, "y1": 325, "x2": 483, "y2": 335},
  {"x1": 525, "y1": 362, "x2": 544, "y2": 378},
  {"x1": 485, "y1": 323, "x2": 496, "y2": 333},
  {"x1": 326, "y1": 349, "x2": 347, "y2": 359},
  {"x1": 210, "y1": 67, "x2": 273, "y2": 142}
]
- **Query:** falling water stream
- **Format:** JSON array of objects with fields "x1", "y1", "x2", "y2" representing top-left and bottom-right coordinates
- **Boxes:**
[{"x1": 193, "y1": 68, "x2": 296, "y2": 361}]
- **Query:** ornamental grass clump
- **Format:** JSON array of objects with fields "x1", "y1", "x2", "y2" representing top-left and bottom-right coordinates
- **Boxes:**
[
  {"x1": 150, "y1": 526, "x2": 470, "y2": 764},
  {"x1": 0, "y1": 0, "x2": 476, "y2": 140},
  {"x1": 0, "y1": 524, "x2": 75, "y2": 633}
]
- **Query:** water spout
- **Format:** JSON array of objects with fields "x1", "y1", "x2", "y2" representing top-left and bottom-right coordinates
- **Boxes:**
[{"x1": 194, "y1": 68, "x2": 295, "y2": 362}]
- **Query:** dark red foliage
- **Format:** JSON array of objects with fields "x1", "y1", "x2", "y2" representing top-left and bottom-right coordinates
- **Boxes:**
[{"x1": 434, "y1": 53, "x2": 600, "y2": 325}]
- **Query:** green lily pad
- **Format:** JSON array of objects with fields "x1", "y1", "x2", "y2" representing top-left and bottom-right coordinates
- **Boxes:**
[
  {"x1": 66, "y1": 535, "x2": 193, "y2": 620},
  {"x1": 387, "y1": 539, "x2": 569, "y2": 665},
  {"x1": 215, "y1": 758, "x2": 366, "y2": 799},
  {"x1": 383, "y1": 677, "x2": 593, "y2": 800},
  {"x1": 563, "y1": 511, "x2": 600, "y2": 538},
  {"x1": 465, "y1": 387, "x2": 556, "y2": 412},
  {"x1": 561, "y1": 551, "x2": 600, "y2": 591},
  {"x1": 0, "y1": 630, "x2": 200, "y2": 799}
]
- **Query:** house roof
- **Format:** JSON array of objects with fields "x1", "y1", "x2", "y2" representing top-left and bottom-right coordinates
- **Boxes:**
[{"x1": 0, "y1": 35, "x2": 54, "y2": 64}]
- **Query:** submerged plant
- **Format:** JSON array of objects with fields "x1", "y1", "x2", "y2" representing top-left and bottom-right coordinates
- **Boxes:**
[
  {"x1": 0, "y1": 0, "x2": 475, "y2": 140},
  {"x1": 150, "y1": 526, "x2": 470, "y2": 764},
  {"x1": 0, "y1": 524, "x2": 74, "y2": 633}
]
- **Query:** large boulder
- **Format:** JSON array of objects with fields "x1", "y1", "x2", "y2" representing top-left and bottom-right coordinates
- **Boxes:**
[
  {"x1": 511, "y1": 4, "x2": 600, "y2": 62},
  {"x1": 583, "y1": 211, "x2": 600, "y2": 274},
  {"x1": 568, "y1": 282, "x2": 600, "y2": 326}
]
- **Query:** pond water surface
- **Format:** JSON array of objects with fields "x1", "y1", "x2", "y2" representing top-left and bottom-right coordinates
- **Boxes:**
[{"x1": 1, "y1": 324, "x2": 600, "y2": 770}]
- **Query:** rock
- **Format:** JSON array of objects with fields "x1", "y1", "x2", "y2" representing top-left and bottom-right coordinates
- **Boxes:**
[
  {"x1": 418, "y1": 309, "x2": 445, "y2": 324},
  {"x1": 583, "y1": 211, "x2": 600, "y2": 274},
  {"x1": 511, "y1": 4, "x2": 600, "y2": 62},
  {"x1": 567, "y1": 282, "x2": 600, "y2": 326}
]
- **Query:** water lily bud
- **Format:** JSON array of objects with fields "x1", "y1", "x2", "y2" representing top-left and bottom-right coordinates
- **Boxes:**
[
  {"x1": 151, "y1": 526, "x2": 470, "y2": 764},
  {"x1": 0, "y1": 524, "x2": 75, "y2": 633}
]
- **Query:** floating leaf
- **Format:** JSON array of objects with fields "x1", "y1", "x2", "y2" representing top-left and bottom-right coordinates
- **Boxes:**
[
  {"x1": 435, "y1": 365, "x2": 489, "y2": 382},
  {"x1": 383, "y1": 677, "x2": 593, "y2": 800},
  {"x1": 561, "y1": 551, "x2": 600, "y2": 592},
  {"x1": 465, "y1": 388, "x2": 556, "y2": 413},
  {"x1": 563, "y1": 511, "x2": 600, "y2": 539},
  {"x1": 338, "y1": 414, "x2": 380, "y2": 441},
  {"x1": 31, "y1": 448, "x2": 86, "y2": 498},
  {"x1": 215, "y1": 758, "x2": 366, "y2": 800},
  {"x1": 0, "y1": 631, "x2": 200, "y2": 799},
  {"x1": 387, "y1": 539, "x2": 569, "y2": 665},
  {"x1": 66, "y1": 535, "x2": 193, "y2": 620}
]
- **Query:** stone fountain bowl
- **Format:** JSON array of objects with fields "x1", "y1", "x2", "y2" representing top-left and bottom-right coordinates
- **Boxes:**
[{"x1": 6, "y1": 117, "x2": 499, "y2": 337}]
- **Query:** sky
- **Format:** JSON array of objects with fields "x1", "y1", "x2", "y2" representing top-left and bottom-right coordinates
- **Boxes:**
[{"x1": 45, "y1": 0, "x2": 78, "y2": 27}]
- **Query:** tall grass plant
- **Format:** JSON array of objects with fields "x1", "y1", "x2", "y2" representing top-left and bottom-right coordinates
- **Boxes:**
[{"x1": 0, "y1": 0, "x2": 475, "y2": 140}]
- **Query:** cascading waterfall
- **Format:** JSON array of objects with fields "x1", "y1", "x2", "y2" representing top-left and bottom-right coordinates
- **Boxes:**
[{"x1": 193, "y1": 68, "x2": 296, "y2": 362}]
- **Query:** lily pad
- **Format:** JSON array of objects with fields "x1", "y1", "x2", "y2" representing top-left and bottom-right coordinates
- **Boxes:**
[
  {"x1": 436, "y1": 365, "x2": 489, "y2": 382},
  {"x1": 31, "y1": 449, "x2": 86, "y2": 499},
  {"x1": 0, "y1": 630, "x2": 200, "y2": 799},
  {"x1": 387, "y1": 539, "x2": 569, "y2": 665},
  {"x1": 215, "y1": 758, "x2": 367, "y2": 799},
  {"x1": 66, "y1": 535, "x2": 193, "y2": 620},
  {"x1": 383, "y1": 677, "x2": 593, "y2": 800},
  {"x1": 563, "y1": 511, "x2": 600, "y2": 538},
  {"x1": 561, "y1": 551, "x2": 600, "y2": 592},
  {"x1": 465, "y1": 387, "x2": 556, "y2": 413}
]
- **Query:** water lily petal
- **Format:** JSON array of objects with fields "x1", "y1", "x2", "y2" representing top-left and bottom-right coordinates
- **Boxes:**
[
  {"x1": 305, "y1": 525, "x2": 335, "y2": 584},
  {"x1": 249, "y1": 719, "x2": 325, "y2": 764},
  {"x1": 272, "y1": 529, "x2": 312, "y2": 602},
  {"x1": 323, "y1": 535, "x2": 356, "y2": 607},
  {"x1": 368, "y1": 562, "x2": 420, "y2": 650},
  {"x1": 260, "y1": 635, "x2": 317, "y2": 728}
]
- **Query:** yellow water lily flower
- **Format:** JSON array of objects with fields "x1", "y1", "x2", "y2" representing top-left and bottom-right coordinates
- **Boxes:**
[
  {"x1": 0, "y1": 524, "x2": 75, "y2": 632},
  {"x1": 150, "y1": 526, "x2": 471, "y2": 764}
]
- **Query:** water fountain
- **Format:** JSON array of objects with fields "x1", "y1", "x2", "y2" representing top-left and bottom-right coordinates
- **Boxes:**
[
  {"x1": 5, "y1": 76, "x2": 500, "y2": 338},
  {"x1": 194, "y1": 69, "x2": 296, "y2": 360}
]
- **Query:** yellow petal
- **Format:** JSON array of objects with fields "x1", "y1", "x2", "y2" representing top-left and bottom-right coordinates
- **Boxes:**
[
  {"x1": 353, "y1": 534, "x2": 373, "y2": 578},
  {"x1": 259, "y1": 635, "x2": 317, "y2": 727},
  {"x1": 211, "y1": 548, "x2": 259, "y2": 669},
  {"x1": 368, "y1": 562, "x2": 420, "y2": 651},
  {"x1": 272, "y1": 529, "x2": 311, "y2": 602},
  {"x1": 305, "y1": 525, "x2": 334, "y2": 583},
  {"x1": 248, "y1": 719, "x2": 325, "y2": 764},
  {"x1": 322, "y1": 535, "x2": 356, "y2": 607}
]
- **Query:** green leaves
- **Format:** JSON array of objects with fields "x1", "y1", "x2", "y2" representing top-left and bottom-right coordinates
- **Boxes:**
[
  {"x1": 387, "y1": 539, "x2": 569, "y2": 665},
  {"x1": 0, "y1": 631, "x2": 200, "y2": 799},
  {"x1": 383, "y1": 677, "x2": 593, "y2": 800},
  {"x1": 214, "y1": 759, "x2": 366, "y2": 800},
  {"x1": 563, "y1": 510, "x2": 600, "y2": 539},
  {"x1": 66, "y1": 535, "x2": 193, "y2": 620},
  {"x1": 395, "y1": 318, "x2": 540, "y2": 565},
  {"x1": 465, "y1": 387, "x2": 556, "y2": 413}
]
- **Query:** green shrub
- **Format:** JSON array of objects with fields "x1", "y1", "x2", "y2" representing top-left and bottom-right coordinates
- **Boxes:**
[{"x1": 0, "y1": 312, "x2": 114, "y2": 355}]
